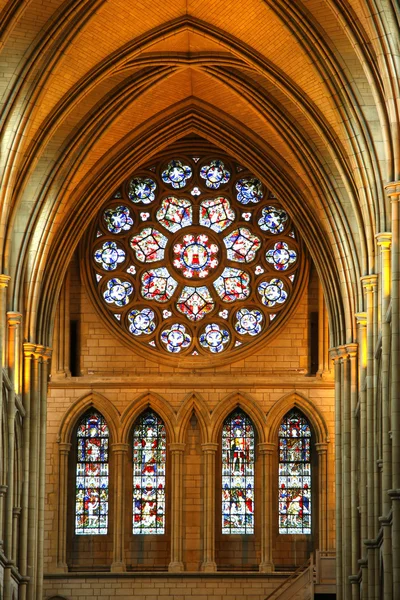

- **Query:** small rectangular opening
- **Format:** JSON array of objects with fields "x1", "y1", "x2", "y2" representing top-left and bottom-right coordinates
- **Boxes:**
[
  {"x1": 309, "y1": 311, "x2": 318, "y2": 375},
  {"x1": 70, "y1": 320, "x2": 79, "y2": 376}
]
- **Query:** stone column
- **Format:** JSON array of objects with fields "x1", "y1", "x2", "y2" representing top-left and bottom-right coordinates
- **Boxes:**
[
  {"x1": 12, "y1": 507, "x2": 21, "y2": 564},
  {"x1": 0, "y1": 276, "x2": 11, "y2": 550},
  {"x1": 355, "y1": 312, "x2": 368, "y2": 598},
  {"x1": 386, "y1": 181, "x2": 400, "y2": 596},
  {"x1": 169, "y1": 442, "x2": 185, "y2": 572},
  {"x1": 259, "y1": 442, "x2": 275, "y2": 572},
  {"x1": 0, "y1": 485, "x2": 8, "y2": 548},
  {"x1": 0, "y1": 275, "x2": 11, "y2": 368},
  {"x1": 315, "y1": 442, "x2": 328, "y2": 551},
  {"x1": 56, "y1": 442, "x2": 71, "y2": 572},
  {"x1": 342, "y1": 349, "x2": 352, "y2": 600},
  {"x1": 111, "y1": 442, "x2": 129, "y2": 572},
  {"x1": 53, "y1": 274, "x2": 71, "y2": 378},
  {"x1": 317, "y1": 281, "x2": 330, "y2": 376},
  {"x1": 201, "y1": 442, "x2": 217, "y2": 572},
  {"x1": 376, "y1": 232, "x2": 392, "y2": 600},
  {"x1": 331, "y1": 346, "x2": 344, "y2": 600},
  {"x1": 361, "y1": 274, "x2": 378, "y2": 600}
]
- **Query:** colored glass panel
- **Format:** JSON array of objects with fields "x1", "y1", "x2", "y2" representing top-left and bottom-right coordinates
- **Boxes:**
[
  {"x1": 128, "y1": 177, "x2": 157, "y2": 204},
  {"x1": 141, "y1": 268, "x2": 178, "y2": 303},
  {"x1": 236, "y1": 178, "x2": 263, "y2": 204},
  {"x1": 257, "y1": 278, "x2": 287, "y2": 307},
  {"x1": 176, "y1": 286, "x2": 215, "y2": 321},
  {"x1": 94, "y1": 241, "x2": 125, "y2": 271},
  {"x1": 199, "y1": 197, "x2": 235, "y2": 233},
  {"x1": 75, "y1": 412, "x2": 109, "y2": 535},
  {"x1": 223, "y1": 228, "x2": 261, "y2": 263},
  {"x1": 173, "y1": 233, "x2": 219, "y2": 278},
  {"x1": 258, "y1": 206, "x2": 288, "y2": 234},
  {"x1": 199, "y1": 323, "x2": 229, "y2": 353},
  {"x1": 103, "y1": 205, "x2": 133, "y2": 233},
  {"x1": 130, "y1": 228, "x2": 168, "y2": 263},
  {"x1": 200, "y1": 159, "x2": 230, "y2": 189},
  {"x1": 235, "y1": 308, "x2": 263, "y2": 336},
  {"x1": 162, "y1": 160, "x2": 192, "y2": 189},
  {"x1": 161, "y1": 323, "x2": 191, "y2": 353},
  {"x1": 213, "y1": 268, "x2": 250, "y2": 302},
  {"x1": 278, "y1": 410, "x2": 311, "y2": 534},
  {"x1": 103, "y1": 278, "x2": 133, "y2": 307},
  {"x1": 222, "y1": 410, "x2": 255, "y2": 534},
  {"x1": 266, "y1": 241, "x2": 297, "y2": 271},
  {"x1": 128, "y1": 308, "x2": 156, "y2": 336},
  {"x1": 133, "y1": 411, "x2": 166, "y2": 534},
  {"x1": 156, "y1": 196, "x2": 192, "y2": 232}
]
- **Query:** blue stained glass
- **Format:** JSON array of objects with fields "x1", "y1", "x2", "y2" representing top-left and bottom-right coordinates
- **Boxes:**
[
  {"x1": 75, "y1": 412, "x2": 109, "y2": 535},
  {"x1": 128, "y1": 177, "x2": 157, "y2": 204},
  {"x1": 222, "y1": 410, "x2": 255, "y2": 534},
  {"x1": 258, "y1": 206, "x2": 288, "y2": 234},
  {"x1": 213, "y1": 268, "x2": 250, "y2": 302},
  {"x1": 200, "y1": 159, "x2": 230, "y2": 189},
  {"x1": 103, "y1": 278, "x2": 133, "y2": 307},
  {"x1": 266, "y1": 241, "x2": 297, "y2": 271},
  {"x1": 94, "y1": 241, "x2": 126, "y2": 271},
  {"x1": 103, "y1": 205, "x2": 133, "y2": 233},
  {"x1": 128, "y1": 308, "x2": 156, "y2": 336},
  {"x1": 141, "y1": 268, "x2": 178, "y2": 303},
  {"x1": 278, "y1": 410, "x2": 312, "y2": 534},
  {"x1": 162, "y1": 160, "x2": 192, "y2": 189},
  {"x1": 133, "y1": 411, "x2": 166, "y2": 534},
  {"x1": 161, "y1": 323, "x2": 191, "y2": 353},
  {"x1": 199, "y1": 323, "x2": 229, "y2": 353},
  {"x1": 156, "y1": 196, "x2": 193, "y2": 232},
  {"x1": 235, "y1": 308, "x2": 263, "y2": 336},
  {"x1": 236, "y1": 178, "x2": 263, "y2": 204},
  {"x1": 257, "y1": 278, "x2": 287, "y2": 307},
  {"x1": 199, "y1": 197, "x2": 235, "y2": 233}
]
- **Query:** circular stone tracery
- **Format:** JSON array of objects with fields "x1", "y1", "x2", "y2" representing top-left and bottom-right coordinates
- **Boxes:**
[{"x1": 87, "y1": 152, "x2": 306, "y2": 365}]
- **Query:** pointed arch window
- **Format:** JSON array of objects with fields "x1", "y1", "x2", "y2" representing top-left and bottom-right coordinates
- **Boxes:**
[
  {"x1": 278, "y1": 409, "x2": 311, "y2": 534},
  {"x1": 133, "y1": 410, "x2": 166, "y2": 534},
  {"x1": 75, "y1": 411, "x2": 109, "y2": 535},
  {"x1": 222, "y1": 409, "x2": 255, "y2": 534}
]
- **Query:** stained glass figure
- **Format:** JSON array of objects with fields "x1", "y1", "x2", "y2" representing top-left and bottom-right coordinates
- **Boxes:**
[
  {"x1": 103, "y1": 205, "x2": 133, "y2": 233},
  {"x1": 199, "y1": 197, "x2": 235, "y2": 233},
  {"x1": 161, "y1": 160, "x2": 192, "y2": 189},
  {"x1": 258, "y1": 206, "x2": 288, "y2": 234},
  {"x1": 236, "y1": 178, "x2": 263, "y2": 204},
  {"x1": 161, "y1": 323, "x2": 191, "y2": 353},
  {"x1": 94, "y1": 241, "x2": 126, "y2": 271},
  {"x1": 258, "y1": 278, "x2": 287, "y2": 307},
  {"x1": 266, "y1": 241, "x2": 297, "y2": 271},
  {"x1": 223, "y1": 228, "x2": 261, "y2": 263},
  {"x1": 278, "y1": 410, "x2": 311, "y2": 534},
  {"x1": 75, "y1": 411, "x2": 109, "y2": 535},
  {"x1": 130, "y1": 228, "x2": 168, "y2": 263},
  {"x1": 103, "y1": 278, "x2": 133, "y2": 307},
  {"x1": 222, "y1": 410, "x2": 255, "y2": 534},
  {"x1": 200, "y1": 159, "x2": 230, "y2": 189},
  {"x1": 156, "y1": 196, "x2": 192, "y2": 232},
  {"x1": 128, "y1": 177, "x2": 157, "y2": 204},
  {"x1": 235, "y1": 308, "x2": 263, "y2": 336},
  {"x1": 176, "y1": 286, "x2": 215, "y2": 321},
  {"x1": 141, "y1": 268, "x2": 178, "y2": 303},
  {"x1": 199, "y1": 323, "x2": 229, "y2": 353},
  {"x1": 128, "y1": 308, "x2": 156, "y2": 336},
  {"x1": 133, "y1": 411, "x2": 166, "y2": 534},
  {"x1": 173, "y1": 233, "x2": 219, "y2": 278},
  {"x1": 213, "y1": 268, "x2": 251, "y2": 302}
]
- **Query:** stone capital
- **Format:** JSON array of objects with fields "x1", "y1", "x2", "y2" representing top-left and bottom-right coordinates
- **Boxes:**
[
  {"x1": 385, "y1": 180, "x2": 400, "y2": 201},
  {"x1": 345, "y1": 343, "x2": 358, "y2": 359},
  {"x1": 110, "y1": 442, "x2": 129, "y2": 454},
  {"x1": 355, "y1": 312, "x2": 367, "y2": 327},
  {"x1": 169, "y1": 442, "x2": 185, "y2": 453},
  {"x1": 329, "y1": 345, "x2": 347, "y2": 362},
  {"x1": 315, "y1": 442, "x2": 328, "y2": 454},
  {"x1": 201, "y1": 442, "x2": 218, "y2": 454},
  {"x1": 388, "y1": 488, "x2": 400, "y2": 501},
  {"x1": 375, "y1": 232, "x2": 392, "y2": 249},
  {"x1": 58, "y1": 442, "x2": 72, "y2": 455},
  {"x1": 7, "y1": 312, "x2": 22, "y2": 327},
  {"x1": 258, "y1": 442, "x2": 275, "y2": 454},
  {"x1": 0, "y1": 275, "x2": 11, "y2": 289},
  {"x1": 361, "y1": 274, "x2": 378, "y2": 291}
]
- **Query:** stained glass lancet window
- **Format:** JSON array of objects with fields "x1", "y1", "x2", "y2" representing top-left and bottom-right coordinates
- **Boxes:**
[
  {"x1": 133, "y1": 410, "x2": 166, "y2": 534},
  {"x1": 75, "y1": 411, "x2": 109, "y2": 535},
  {"x1": 222, "y1": 410, "x2": 255, "y2": 534},
  {"x1": 278, "y1": 409, "x2": 312, "y2": 534}
]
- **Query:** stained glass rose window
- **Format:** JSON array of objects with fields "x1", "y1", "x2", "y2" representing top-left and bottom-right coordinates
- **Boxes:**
[{"x1": 87, "y1": 153, "x2": 304, "y2": 364}]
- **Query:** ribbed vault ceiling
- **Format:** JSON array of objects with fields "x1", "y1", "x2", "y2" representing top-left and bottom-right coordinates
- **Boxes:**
[{"x1": 0, "y1": 0, "x2": 399, "y2": 348}]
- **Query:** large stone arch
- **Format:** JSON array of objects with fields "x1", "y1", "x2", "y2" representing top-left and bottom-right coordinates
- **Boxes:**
[{"x1": 120, "y1": 391, "x2": 177, "y2": 445}]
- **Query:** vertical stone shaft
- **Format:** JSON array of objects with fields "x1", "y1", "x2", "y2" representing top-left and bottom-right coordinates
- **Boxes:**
[
  {"x1": 201, "y1": 443, "x2": 217, "y2": 572},
  {"x1": 348, "y1": 345, "x2": 359, "y2": 600},
  {"x1": 332, "y1": 348, "x2": 343, "y2": 600},
  {"x1": 361, "y1": 274, "x2": 378, "y2": 600},
  {"x1": 376, "y1": 233, "x2": 392, "y2": 600},
  {"x1": 259, "y1": 442, "x2": 275, "y2": 572},
  {"x1": 386, "y1": 182, "x2": 400, "y2": 595},
  {"x1": 0, "y1": 276, "x2": 11, "y2": 550},
  {"x1": 318, "y1": 282, "x2": 330, "y2": 374},
  {"x1": 36, "y1": 349, "x2": 51, "y2": 600},
  {"x1": 342, "y1": 348, "x2": 353, "y2": 600},
  {"x1": 111, "y1": 443, "x2": 129, "y2": 572},
  {"x1": 57, "y1": 443, "x2": 71, "y2": 571},
  {"x1": 169, "y1": 443, "x2": 185, "y2": 572},
  {"x1": 316, "y1": 442, "x2": 328, "y2": 551}
]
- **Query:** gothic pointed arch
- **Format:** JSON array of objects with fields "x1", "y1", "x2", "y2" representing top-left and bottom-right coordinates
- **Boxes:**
[
  {"x1": 210, "y1": 391, "x2": 266, "y2": 444},
  {"x1": 176, "y1": 392, "x2": 211, "y2": 444},
  {"x1": 120, "y1": 391, "x2": 176, "y2": 445}
]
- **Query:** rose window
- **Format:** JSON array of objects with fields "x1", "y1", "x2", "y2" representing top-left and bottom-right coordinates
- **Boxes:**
[{"x1": 87, "y1": 153, "x2": 305, "y2": 365}]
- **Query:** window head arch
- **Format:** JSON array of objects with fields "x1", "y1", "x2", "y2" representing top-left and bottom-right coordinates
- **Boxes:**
[
  {"x1": 222, "y1": 409, "x2": 255, "y2": 534},
  {"x1": 75, "y1": 410, "x2": 109, "y2": 535},
  {"x1": 133, "y1": 409, "x2": 166, "y2": 535},
  {"x1": 278, "y1": 409, "x2": 311, "y2": 534}
]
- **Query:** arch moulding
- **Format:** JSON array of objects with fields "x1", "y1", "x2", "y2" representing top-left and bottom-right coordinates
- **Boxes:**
[
  {"x1": 120, "y1": 391, "x2": 177, "y2": 445},
  {"x1": 210, "y1": 391, "x2": 267, "y2": 444},
  {"x1": 176, "y1": 392, "x2": 211, "y2": 445}
]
